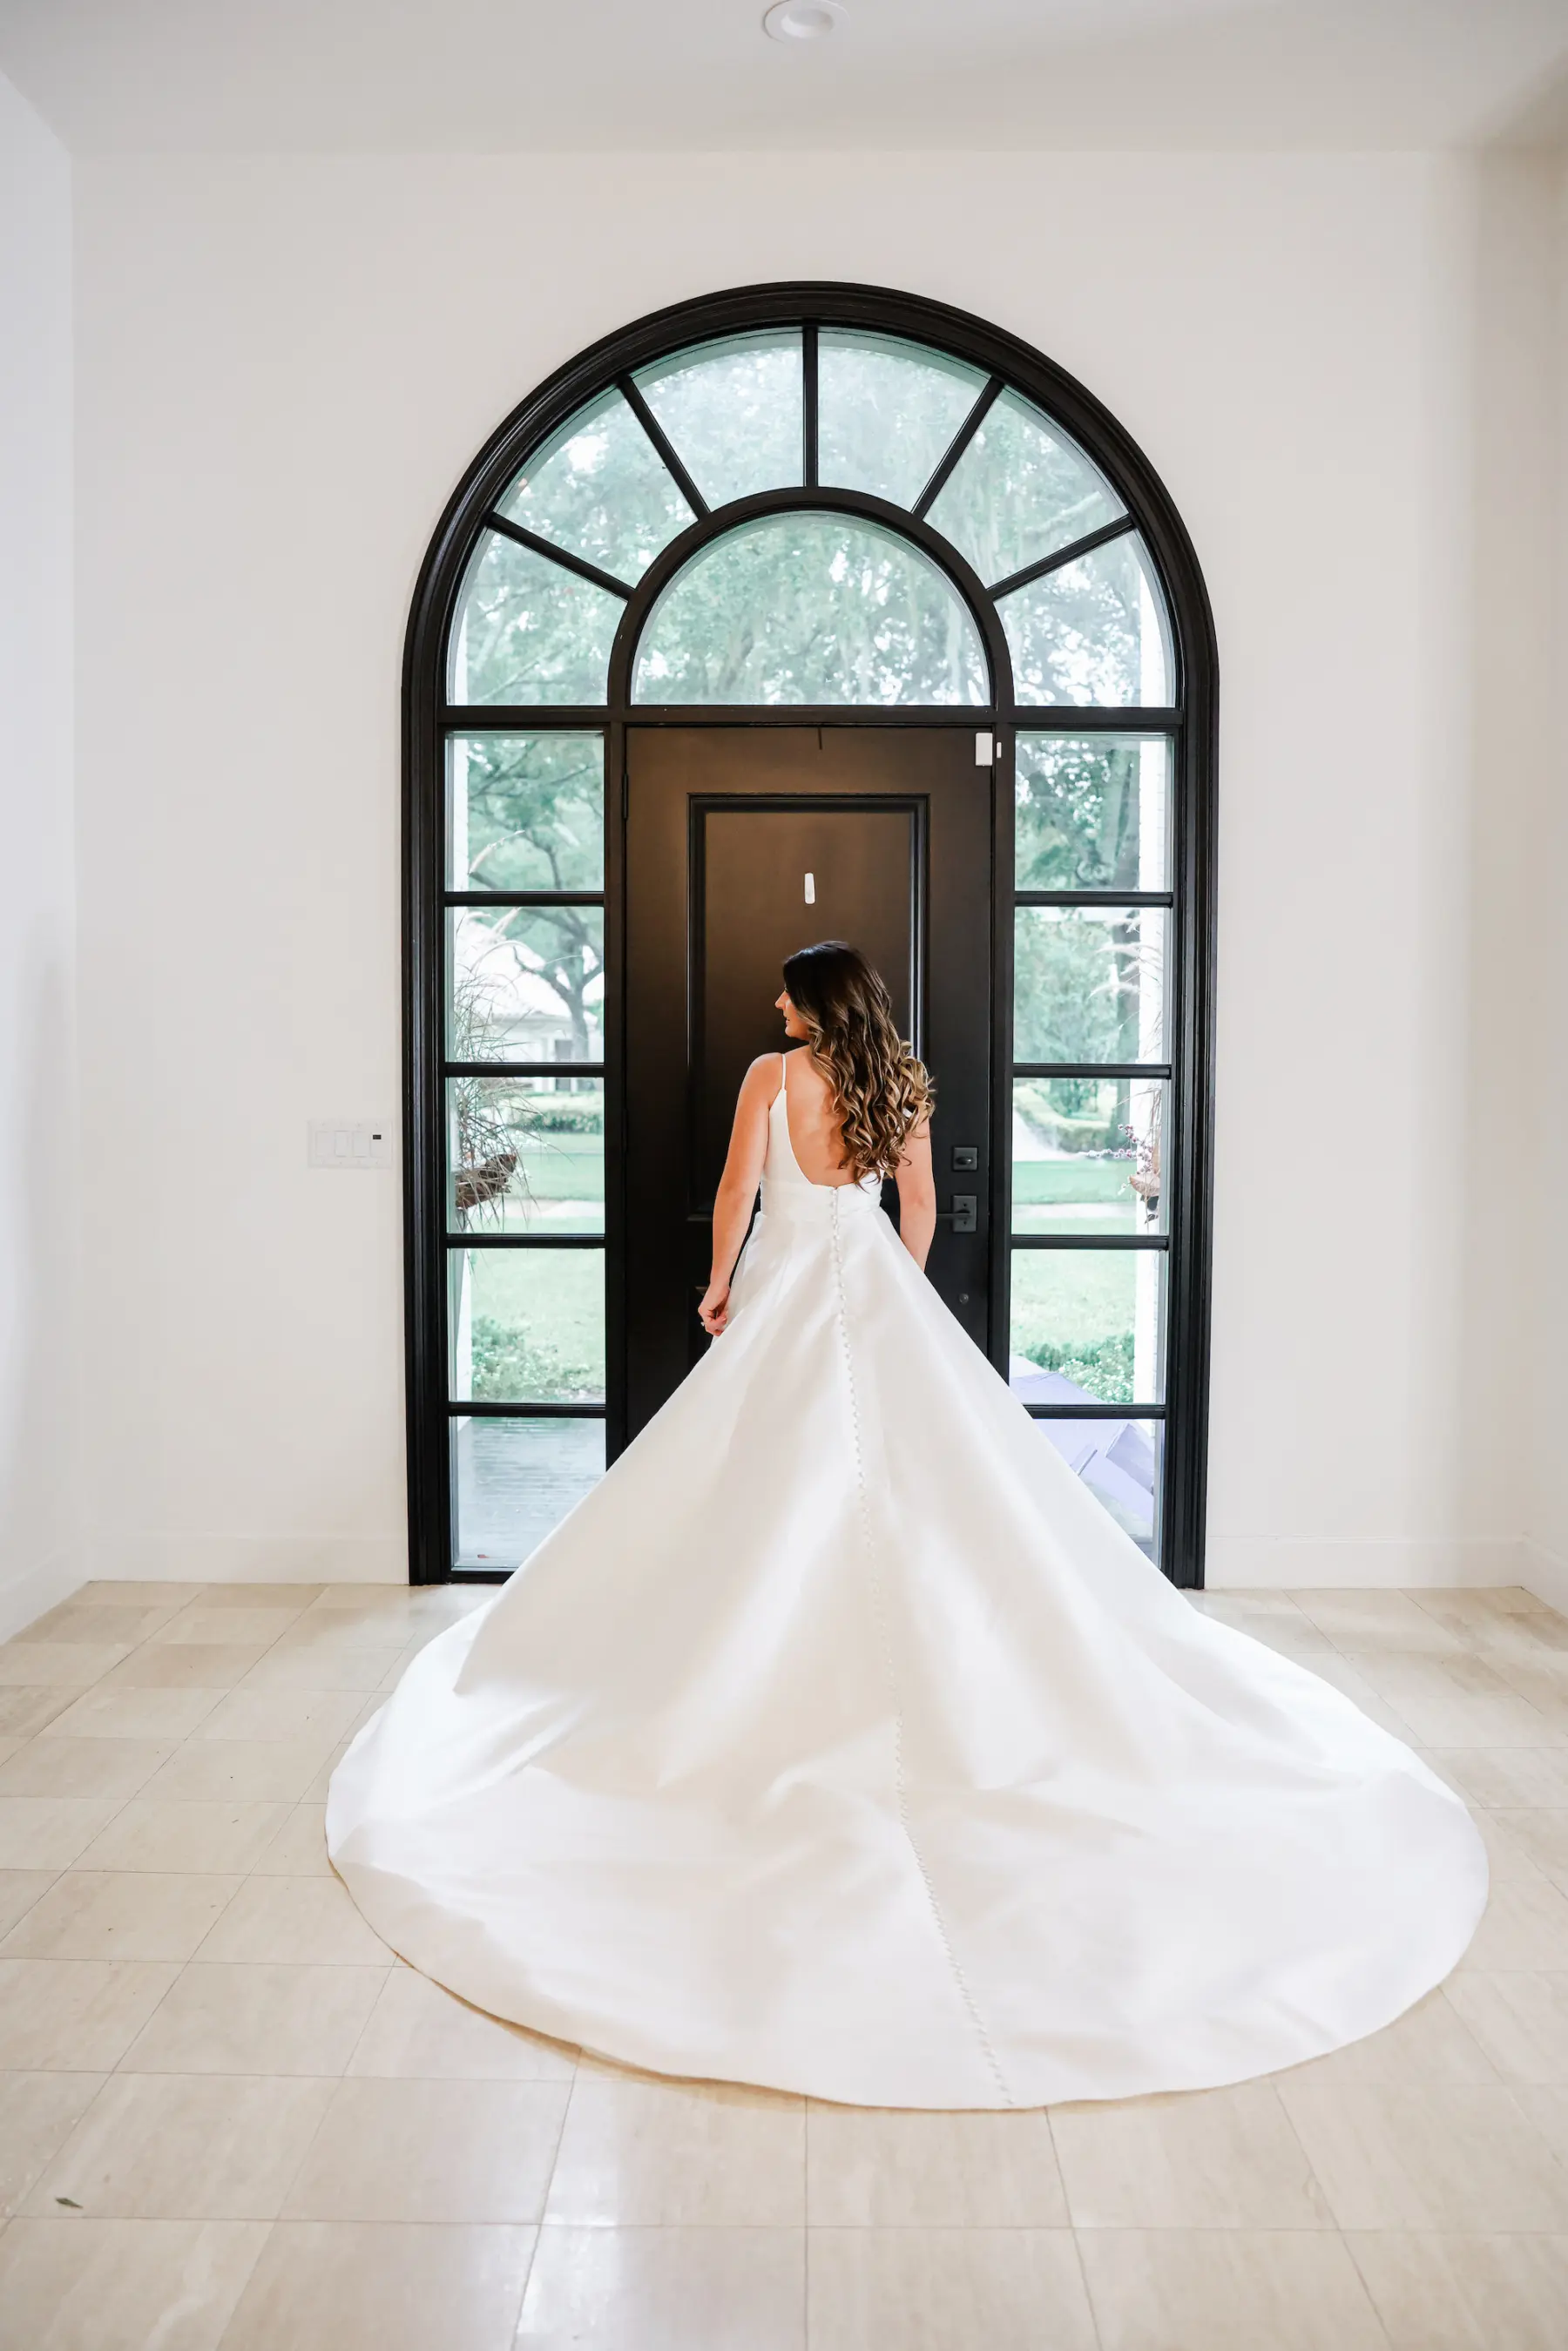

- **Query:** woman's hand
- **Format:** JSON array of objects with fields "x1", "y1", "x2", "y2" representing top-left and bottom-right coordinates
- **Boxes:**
[{"x1": 698, "y1": 1280, "x2": 731, "y2": 1336}]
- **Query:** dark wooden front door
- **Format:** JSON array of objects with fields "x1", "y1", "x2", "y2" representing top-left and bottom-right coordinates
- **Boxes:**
[{"x1": 624, "y1": 726, "x2": 1000, "y2": 1436}]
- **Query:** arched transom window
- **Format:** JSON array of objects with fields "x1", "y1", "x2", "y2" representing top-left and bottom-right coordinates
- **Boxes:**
[{"x1": 407, "y1": 290, "x2": 1217, "y2": 1590}]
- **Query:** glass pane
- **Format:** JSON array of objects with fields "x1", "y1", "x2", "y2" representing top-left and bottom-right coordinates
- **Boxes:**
[
  {"x1": 998, "y1": 533, "x2": 1171, "y2": 706},
  {"x1": 446, "y1": 733, "x2": 603, "y2": 891},
  {"x1": 1013, "y1": 1078, "x2": 1166, "y2": 1235},
  {"x1": 927, "y1": 388, "x2": 1123, "y2": 585},
  {"x1": 1016, "y1": 735, "x2": 1170, "y2": 893},
  {"x1": 635, "y1": 332, "x2": 802, "y2": 508},
  {"x1": 1033, "y1": 1415, "x2": 1163, "y2": 1563},
  {"x1": 448, "y1": 906, "x2": 605, "y2": 1063},
  {"x1": 447, "y1": 1078, "x2": 604, "y2": 1235},
  {"x1": 448, "y1": 530, "x2": 621, "y2": 706},
  {"x1": 497, "y1": 388, "x2": 693, "y2": 584},
  {"x1": 1014, "y1": 907, "x2": 1167, "y2": 1065},
  {"x1": 633, "y1": 513, "x2": 987, "y2": 706},
  {"x1": 817, "y1": 331, "x2": 986, "y2": 510},
  {"x1": 448, "y1": 1246, "x2": 605, "y2": 1402},
  {"x1": 452, "y1": 1415, "x2": 605, "y2": 1570},
  {"x1": 1009, "y1": 1248, "x2": 1166, "y2": 1406}
]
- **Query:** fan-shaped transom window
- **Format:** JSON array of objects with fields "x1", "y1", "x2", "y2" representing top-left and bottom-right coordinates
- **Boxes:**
[
  {"x1": 816, "y1": 331, "x2": 985, "y2": 508},
  {"x1": 497, "y1": 387, "x2": 696, "y2": 581},
  {"x1": 412, "y1": 294, "x2": 1214, "y2": 1590},
  {"x1": 636, "y1": 331, "x2": 804, "y2": 506},
  {"x1": 445, "y1": 323, "x2": 1175, "y2": 712},
  {"x1": 632, "y1": 514, "x2": 987, "y2": 706}
]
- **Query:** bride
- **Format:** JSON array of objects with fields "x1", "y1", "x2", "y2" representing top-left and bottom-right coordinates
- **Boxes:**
[{"x1": 328, "y1": 940, "x2": 1487, "y2": 2108}]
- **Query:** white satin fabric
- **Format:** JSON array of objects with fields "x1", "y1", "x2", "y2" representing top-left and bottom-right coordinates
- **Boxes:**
[{"x1": 328, "y1": 1078, "x2": 1488, "y2": 2108}]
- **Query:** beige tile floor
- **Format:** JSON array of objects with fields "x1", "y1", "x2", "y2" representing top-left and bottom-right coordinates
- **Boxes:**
[{"x1": 0, "y1": 1578, "x2": 1567, "y2": 2348}]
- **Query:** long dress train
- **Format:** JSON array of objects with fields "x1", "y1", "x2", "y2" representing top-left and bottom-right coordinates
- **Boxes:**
[{"x1": 326, "y1": 1075, "x2": 1488, "y2": 2108}]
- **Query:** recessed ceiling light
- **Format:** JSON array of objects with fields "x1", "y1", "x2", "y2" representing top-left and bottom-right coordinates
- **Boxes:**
[{"x1": 763, "y1": 0, "x2": 848, "y2": 41}]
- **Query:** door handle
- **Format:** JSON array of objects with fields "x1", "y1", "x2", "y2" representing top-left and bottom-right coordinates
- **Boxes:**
[{"x1": 936, "y1": 1194, "x2": 978, "y2": 1233}]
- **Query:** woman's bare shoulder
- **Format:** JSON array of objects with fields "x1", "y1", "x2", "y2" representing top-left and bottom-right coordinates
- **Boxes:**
[{"x1": 740, "y1": 1051, "x2": 786, "y2": 1096}]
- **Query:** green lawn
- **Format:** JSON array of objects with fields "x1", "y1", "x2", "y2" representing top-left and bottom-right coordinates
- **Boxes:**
[
  {"x1": 1010, "y1": 1249, "x2": 1142, "y2": 1402},
  {"x1": 453, "y1": 1092, "x2": 605, "y2": 1234},
  {"x1": 1010, "y1": 1157, "x2": 1144, "y2": 1236},
  {"x1": 464, "y1": 1247, "x2": 605, "y2": 1402},
  {"x1": 1011, "y1": 1160, "x2": 1130, "y2": 1205},
  {"x1": 504, "y1": 1129, "x2": 604, "y2": 1229}
]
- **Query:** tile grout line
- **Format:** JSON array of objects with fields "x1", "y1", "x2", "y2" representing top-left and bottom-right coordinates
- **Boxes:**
[
  {"x1": 209, "y1": 2213, "x2": 274, "y2": 2351},
  {"x1": 509, "y1": 2044, "x2": 585, "y2": 2334},
  {"x1": 1029, "y1": 2082, "x2": 1099, "y2": 2340},
  {"x1": 1058, "y1": 2203, "x2": 1108, "y2": 2351},
  {"x1": 1335, "y1": 2228, "x2": 1409, "y2": 2351},
  {"x1": 802, "y1": 2096, "x2": 811, "y2": 2338},
  {"x1": 0, "y1": 1862, "x2": 65, "y2": 1949},
  {"x1": 1259, "y1": 2073, "x2": 1346, "y2": 2233}
]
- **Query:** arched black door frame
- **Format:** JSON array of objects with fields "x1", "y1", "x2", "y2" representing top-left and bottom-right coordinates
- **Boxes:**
[{"x1": 404, "y1": 280, "x2": 1219, "y2": 1585}]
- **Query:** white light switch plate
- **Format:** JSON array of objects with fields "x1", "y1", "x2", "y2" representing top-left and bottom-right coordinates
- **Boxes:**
[{"x1": 309, "y1": 1119, "x2": 393, "y2": 1171}]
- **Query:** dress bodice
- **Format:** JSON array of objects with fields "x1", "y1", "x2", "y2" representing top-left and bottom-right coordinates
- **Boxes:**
[{"x1": 760, "y1": 1065, "x2": 882, "y2": 1222}]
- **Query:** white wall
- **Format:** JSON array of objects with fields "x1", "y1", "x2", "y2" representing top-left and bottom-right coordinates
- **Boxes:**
[
  {"x1": 0, "y1": 73, "x2": 78, "y2": 1635},
  {"x1": 70, "y1": 148, "x2": 1537, "y2": 1588},
  {"x1": 1522, "y1": 154, "x2": 1568, "y2": 1612}
]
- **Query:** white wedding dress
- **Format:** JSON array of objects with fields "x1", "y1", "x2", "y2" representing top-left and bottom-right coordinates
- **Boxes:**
[{"x1": 328, "y1": 1072, "x2": 1488, "y2": 2108}]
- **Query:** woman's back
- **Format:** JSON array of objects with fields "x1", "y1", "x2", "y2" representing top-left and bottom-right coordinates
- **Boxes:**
[{"x1": 780, "y1": 1048, "x2": 862, "y2": 1188}]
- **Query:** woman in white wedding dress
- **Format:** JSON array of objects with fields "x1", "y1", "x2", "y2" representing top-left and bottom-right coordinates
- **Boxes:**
[{"x1": 328, "y1": 942, "x2": 1487, "y2": 2109}]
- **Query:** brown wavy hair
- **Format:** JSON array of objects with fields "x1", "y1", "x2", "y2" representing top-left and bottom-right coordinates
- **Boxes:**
[{"x1": 781, "y1": 941, "x2": 935, "y2": 1182}]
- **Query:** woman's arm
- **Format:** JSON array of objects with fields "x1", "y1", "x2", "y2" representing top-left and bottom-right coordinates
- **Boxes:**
[
  {"x1": 894, "y1": 1118, "x2": 936, "y2": 1272},
  {"x1": 697, "y1": 1055, "x2": 779, "y2": 1335}
]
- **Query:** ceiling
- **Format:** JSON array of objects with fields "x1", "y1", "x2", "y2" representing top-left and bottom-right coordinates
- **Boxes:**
[{"x1": 1, "y1": 0, "x2": 1565, "y2": 154}]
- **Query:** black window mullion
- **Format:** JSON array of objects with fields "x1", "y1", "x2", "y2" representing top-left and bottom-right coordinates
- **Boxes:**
[
  {"x1": 445, "y1": 888, "x2": 605, "y2": 909},
  {"x1": 444, "y1": 1060, "x2": 605, "y2": 1079},
  {"x1": 438, "y1": 710, "x2": 1186, "y2": 736},
  {"x1": 1009, "y1": 707, "x2": 1181, "y2": 731},
  {"x1": 616, "y1": 371, "x2": 710, "y2": 521},
  {"x1": 1014, "y1": 890, "x2": 1173, "y2": 910},
  {"x1": 988, "y1": 515, "x2": 1137, "y2": 601},
  {"x1": 482, "y1": 511, "x2": 634, "y2": 601},
  {"x1": 1024, "y1": 1402, "x2": 1166, "y2": 1422},
  {"x1": 448, "y1": 1400, "x2": 607, "y2": 1420},
  {"x1": 802, "y1": 321, "x2": 819, "y2": 488},
  {"x1": 1011, "y1": 1062, "x2": 1171, "y2": 1082},
  {"x1": 446, "y1": 1233, "x2": 604, "y2": 1251},
  {"x1": 443, "y1": 707, "x2": 610, "y2": 730},
  {"x1": 912, "y1": 375, "x2": 1004, "y2": 517},
  {"x1": 1010, "y1": 1233, "x2": 1166, "y2": 1251}
]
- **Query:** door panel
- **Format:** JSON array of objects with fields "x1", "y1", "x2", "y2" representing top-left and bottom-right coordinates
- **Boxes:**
[
  {"x1": 698, "y1": 803, "x2": 916, "y2": 1195},
  {"x1": 625, "y1": 726, "x2": 995, "y2": 1436}
]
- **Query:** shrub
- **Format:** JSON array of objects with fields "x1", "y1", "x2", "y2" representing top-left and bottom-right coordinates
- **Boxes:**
[
  {"x1": 469, "y1": 1315, "x2": 600, "y2": 1402},
  {"x1": 1019, "y1": 1333, "x2": 1133, "y2": 1404}
]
